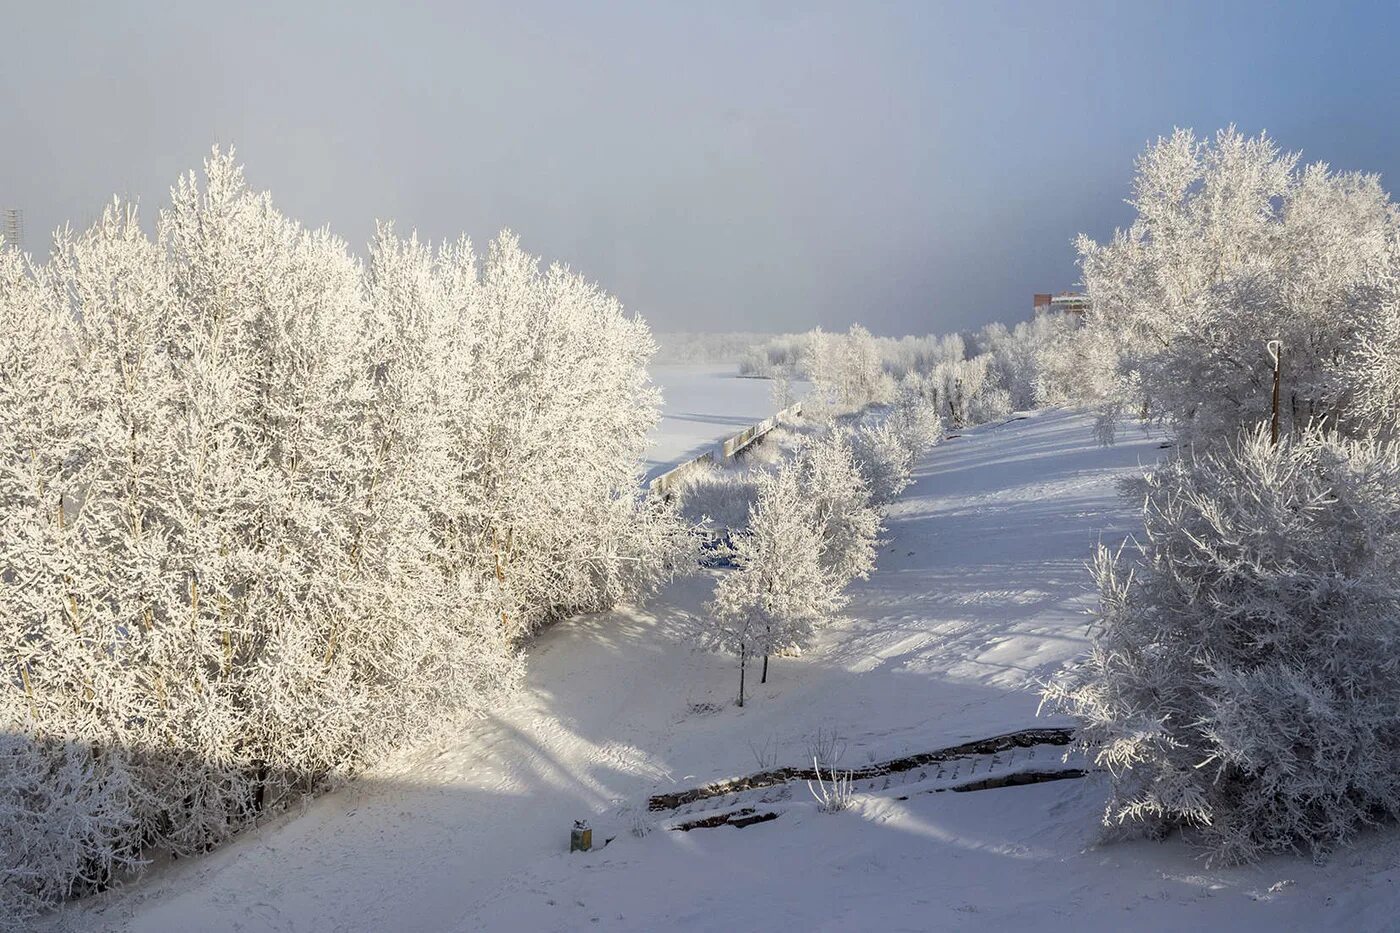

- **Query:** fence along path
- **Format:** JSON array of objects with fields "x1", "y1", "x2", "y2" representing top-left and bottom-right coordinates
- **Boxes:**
[{"x1": 649, "y1": 401, "x2": 803, "y2": 497}]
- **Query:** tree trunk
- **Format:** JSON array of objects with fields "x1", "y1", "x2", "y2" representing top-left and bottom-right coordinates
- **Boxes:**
[
  {"x1": 738, "y1": 644, "x2": 747, "y2": 707},
  {"x1": 253, "y1": 760, "x2": 269, "y2": 812},
  {"x1": 761, "y1": 653, "x2": 769, "y2": 684},
  {"x1": 1270, "y1": 344, "x2": 1282, "y2": 445}
]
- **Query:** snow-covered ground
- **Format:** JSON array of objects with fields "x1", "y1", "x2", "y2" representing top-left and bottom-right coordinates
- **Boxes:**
[
  {"x1": 645, "y1": 364, "x2": 798, "y2": 481},
  {"x1": 45, "y1": 410, "x2": 1400, "y2": 932}
]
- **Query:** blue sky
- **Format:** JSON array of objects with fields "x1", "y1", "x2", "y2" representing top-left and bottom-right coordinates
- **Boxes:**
[{"x1": 5, "y1": 1, "x2": 1400, "y2": 334}]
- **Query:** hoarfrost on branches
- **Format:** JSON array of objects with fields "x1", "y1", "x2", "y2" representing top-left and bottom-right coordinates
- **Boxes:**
[
  {"x1": 1043, "y1": 426, "x2": 1400, "y2": 863},
  {"x1": 0, "y1": 149, "x2": 691, "y2": 921}
]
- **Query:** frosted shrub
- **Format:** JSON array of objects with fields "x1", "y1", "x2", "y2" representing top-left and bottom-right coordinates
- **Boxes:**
[
  {"x1": 1345, "y1": 255, "x2": 1400, "y2": 444},
  {"x1": 0, "y1": 736, "x2": 138, "y2": 921},
  {"x1": 887, "y1": 378, "x2": 944, "y2": 454},
  {"x1": 800, "y1": 325, "x2": 892, "y2": 419},
  {"x1": 930, "y1": 354, "x2": 1010, "y2": 428},
  {"x1": 1042, "y1": 426, "x2": 1400, "y2": 863},
  {"x1": 670, "y1": 464, "x2": 761, "y2": 530},
  {"x1": 669, "y1": 425, "x2": 804, "y2": 532},
  {"x1": 0, "y1": 150, "x2": 689, "y2": 921},
  {"x1": 976, "y1": 314, "x2": 1077, "y2": 411},
  {"x1": 851, "y1": 420, "x2": 915, "y2": 506},
  {"x1": 807, "y1": 759, "x2": 854, "y2": 813},
  {"x1": 797, "y1": 430, "x2": 881, "y2": 586},
  {"x1": 965, "y1": 383, "x2": 1012, "y2": 426}
]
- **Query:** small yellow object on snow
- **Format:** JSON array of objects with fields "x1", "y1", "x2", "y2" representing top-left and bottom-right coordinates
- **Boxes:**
[{"x1": 570, "y1": 820, "x2": 592, "y2": 852}]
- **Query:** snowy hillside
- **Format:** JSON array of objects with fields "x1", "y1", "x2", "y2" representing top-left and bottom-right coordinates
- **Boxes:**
[{"x1": 46, "y1": 411, "x2": 1400, "y2": 932}]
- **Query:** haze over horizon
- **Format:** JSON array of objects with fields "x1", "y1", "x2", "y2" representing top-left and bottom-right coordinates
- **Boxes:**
[{"x1": 6, "y1": 0, "x2": 1400, "y2": 335}]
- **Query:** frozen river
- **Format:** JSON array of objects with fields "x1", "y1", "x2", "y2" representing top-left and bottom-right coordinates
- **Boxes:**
[{"x1": 644, "y1": 364, "x2": 794, "y2": 481}]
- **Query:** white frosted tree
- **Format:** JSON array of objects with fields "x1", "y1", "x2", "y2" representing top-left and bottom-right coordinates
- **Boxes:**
[
  {"x1": 0, "y1": 149, "x2": 690, "y2": 921},
  {"x1": 706, "y1": 462, "x2": 843, "y2": 705},
  {"x1": 851, "y1": 419, "x2": 915, "y2": 506},
  {"x1": 976, "y1": 313, "x2": 1078, "y2": 412},
  {"x1": 798, "y1": 430, "x2": 882, "y2": 586},
  {"x1": 1043, "y1": 426, "x2": 1400, "y2": 863},
  {"x1": 799, "y1": 324, "x2": 892, "y2": 419},
  {"x1": 1073, "y1": 126, "x2": 1400, "y2": 445},
  {"x1": 888, "y1": 376, "x2": 946, "y2": 453}
]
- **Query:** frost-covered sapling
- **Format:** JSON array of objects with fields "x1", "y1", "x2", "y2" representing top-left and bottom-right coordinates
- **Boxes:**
[
  {"x1": 887, "y1": 377, "x2": 945, "y2": 455},
  {"x1": 705, "y1": 461, "x2": 843, "y2": 705}
]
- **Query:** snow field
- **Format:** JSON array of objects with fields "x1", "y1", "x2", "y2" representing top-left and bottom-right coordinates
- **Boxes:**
[{"x1": 46, "y1": 410, "x2": 1400, "y2": 932}]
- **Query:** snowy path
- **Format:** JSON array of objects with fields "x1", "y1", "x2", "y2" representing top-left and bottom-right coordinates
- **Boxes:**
[{"x1": 50, "y1": 410, "x2": 1400, "y2": 932}]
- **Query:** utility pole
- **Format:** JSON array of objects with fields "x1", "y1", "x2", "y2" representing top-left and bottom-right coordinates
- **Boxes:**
[{"x1": 1266, "y1": 339, "x2": 1283, "y2": 445}]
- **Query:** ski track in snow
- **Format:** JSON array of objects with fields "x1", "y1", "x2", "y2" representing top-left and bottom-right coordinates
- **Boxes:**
[{"x1": 43, "y1": 409, "x2": 1400, "y2": 933}]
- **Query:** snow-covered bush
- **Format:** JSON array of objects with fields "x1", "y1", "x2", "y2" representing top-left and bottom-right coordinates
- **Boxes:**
[
  {"x1": 1344, "y1": 249, "x2": 1400, "y2": 443},
  {"x1": 0, "y1": 150, "x2": 689, "y2": 921},
  {"x1": 965, "y1": 382, "x2": 1012, "y2": 425},
  {"x1": 1042, "y1": 426, "x2": 1400, "y2": 863},
  {"x1": 705, "y1": 461, "x2": 845, "y2": 705},
  {"x1": 974, "y1": 314, "x2": 1078, "y2": 412},
  {"x1": 851, "y1": 420, "x2": 916, "y2": 506},
  {"x1": 797, "y1": 430, "x2": 882, "y2": 586},
  {"x1": 668, "y1": 424, "x2": 805, "y2": 531},
  {"x1": 887, "y1": 377, "x2": 945, "y2": 454},
  {"x1": 927, "y1": 354, "x2": 1011, "y2": 428},
  {"x1": 807, "y1": 759, "x2": 854, "y2": 813},
  {"x1": 0, "y1": 736, "x2": 138, "y2": 921},
  {"x1": 736, "y1": 332, "x2": 810, "y2": 376},
  {"x1": 1033, "y1": 318, "x2": 1123, "y2": 420},
  {"x1": 733, "y1": 321, "x2": 1062, "y2": 430},
  {"x1": 669, "y1": 463, "x2": 761, "y2": 530}
]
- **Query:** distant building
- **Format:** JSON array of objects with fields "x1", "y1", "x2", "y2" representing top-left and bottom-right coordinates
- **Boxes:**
[
  {"x1": 2, "y1": 209, "x2": 21, "y2": 251},
  {"x1": 1034, "y1": 291, "x2": 1089, "y2": 317}
]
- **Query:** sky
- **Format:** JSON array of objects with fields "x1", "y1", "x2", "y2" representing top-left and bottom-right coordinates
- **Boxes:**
[{"x1": 5, "y1": 1, "x2": 1400, "y2": 335}]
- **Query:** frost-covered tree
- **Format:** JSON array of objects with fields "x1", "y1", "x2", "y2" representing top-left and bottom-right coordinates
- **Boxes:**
[
  {"x1": 0, "y1": 212, "x2": 159, "y2": 917},
  {"x1": 1344, "y1": 243, "x2": 1400, "y2": 443},
  {"x1": 800, "y1": 324, "x2": 893, "y2": 419},
  {"x1": 927, "y1": 354, "x2": 1011, "y2": 428},
  {"x1": 798, "y1": 430, "x2": 882, "y2": 586},
  {"x1": 1073, "y1": 126, "x2": 1400, "y2": 445},
  {"x1": 1033, "y1": 317, "x2": 1125, "y2": 443},
  {"x1": 452, "y1": 232, "x2": 687, "y2": 634},
  {"x1": 0, "y1": 149, "x2": 690, "y2": 922},
  {"x1": 706, "y1": 462, "x2": 844, "y2": 705},
  {"x1": 1042, "y1": 426, "x2": 1400, "y2": 863},
  {"x1": 975, "y1": 313, "x2": 1078, "y2": 412},
  {"x1": 851, "y1": 419, "x2": 916, "y2": 506},
  {"x1": 887, "y1": 376, "x2": 945, "y2": 454}
]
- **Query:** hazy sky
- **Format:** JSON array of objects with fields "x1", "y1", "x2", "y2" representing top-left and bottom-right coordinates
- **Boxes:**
[{"x1": 6, "y1": 1, "x2": 1400, "y2": 334}]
